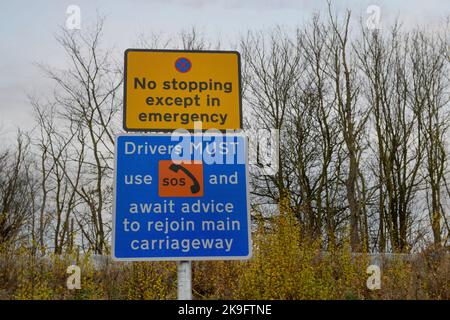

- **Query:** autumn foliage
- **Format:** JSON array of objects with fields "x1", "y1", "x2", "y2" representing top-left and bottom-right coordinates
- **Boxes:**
[{"x1": 1, "y1": 209, "x2": 448, "y2": 300}]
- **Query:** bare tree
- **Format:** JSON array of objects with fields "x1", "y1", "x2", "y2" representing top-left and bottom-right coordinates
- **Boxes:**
[
  {"x1": 327, "y1": 8, "x2": 369, "y2": 251},
  {"x1": 0, "y1": 132, "x2": 37, "y2": 246},
  {"x1": 31, "y1": 102, "x2": 85, "y2": 254},
  {"x1": 410, "y1": 30, "x2": 450, "y2": 247},
  {"x1": 36, "y1": 17, "x2": 122, "y2": 254},
  {"x1": 241, "y1": 28, "x2": 301, "y2": 212},
  {"x1": 356, "y1": 25, "x2": 424, "y2": 252},
  {"x1": 286, "y1": 16, "x2": 346, "y2": 246}
]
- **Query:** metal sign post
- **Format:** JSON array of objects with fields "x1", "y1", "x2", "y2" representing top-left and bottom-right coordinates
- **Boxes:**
[{"x1": 177, "y1": 260, "x2": 192, "y2": 300}]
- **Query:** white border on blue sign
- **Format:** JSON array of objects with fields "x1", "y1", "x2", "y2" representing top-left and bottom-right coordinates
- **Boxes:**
[{"x1": 111, "y1": 133, "x2": 252, "y2": 261}]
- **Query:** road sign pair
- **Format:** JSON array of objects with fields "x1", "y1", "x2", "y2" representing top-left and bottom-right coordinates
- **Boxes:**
[{"x1": 113, "y1": 49, "x2": 250, "y2": 261}]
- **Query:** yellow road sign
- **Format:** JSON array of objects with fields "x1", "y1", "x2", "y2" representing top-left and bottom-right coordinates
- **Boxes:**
[{"x1": 123, "y1": 49, "x2": 242, "y2": 131}]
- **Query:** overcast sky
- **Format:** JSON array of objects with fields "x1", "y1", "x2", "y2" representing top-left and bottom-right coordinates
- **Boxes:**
[{"x1": 0, "y1": 0, "x2": 448, "y2": 143}]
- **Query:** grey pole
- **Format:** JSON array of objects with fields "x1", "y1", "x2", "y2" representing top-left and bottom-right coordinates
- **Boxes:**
[{"x1": 177, "y1": 260, "x2": 192, "y2": 300}]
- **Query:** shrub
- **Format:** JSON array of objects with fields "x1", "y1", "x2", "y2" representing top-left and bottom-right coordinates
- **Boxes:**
[{"x1": 0, "y1": 226, "x2": 448, "y2": 300}]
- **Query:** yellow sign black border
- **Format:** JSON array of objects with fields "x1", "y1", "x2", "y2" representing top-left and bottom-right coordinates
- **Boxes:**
[{"x1": 123, "y1": 49, "x2": 243, "y2": 132}]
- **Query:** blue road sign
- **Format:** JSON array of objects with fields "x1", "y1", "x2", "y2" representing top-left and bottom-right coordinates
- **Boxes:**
[{"x1": 112, "y1": 133, "x2": 251, "y2": 261}]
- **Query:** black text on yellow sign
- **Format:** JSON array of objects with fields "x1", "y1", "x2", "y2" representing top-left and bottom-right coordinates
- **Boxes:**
[{"x1": 123, "y1": 49, "x2": 242, "y2": 131}]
